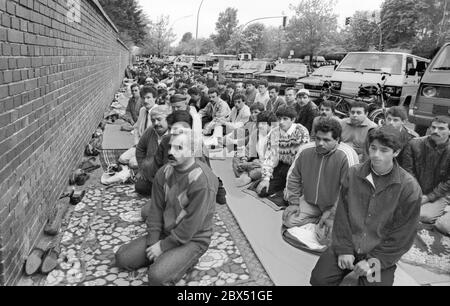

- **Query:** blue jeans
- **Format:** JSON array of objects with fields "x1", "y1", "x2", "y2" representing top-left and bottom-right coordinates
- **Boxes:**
[{"x1": 115, "y1": 236, "x2": 207, "y2": 286}]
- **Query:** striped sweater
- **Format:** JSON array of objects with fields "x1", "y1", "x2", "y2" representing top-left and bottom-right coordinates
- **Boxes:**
[{"x1": 262, "y1": 123, "x2": 310, "y2": 181}]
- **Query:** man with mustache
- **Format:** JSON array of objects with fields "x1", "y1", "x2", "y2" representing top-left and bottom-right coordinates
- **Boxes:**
[
  {"x1": 403, "y1": 116, "x2": 450, "y2": 236},
  {"x1": 340, "y1": 101, "x2": 378, "y2": 162},
  {"x1": 134, "y1": 105, "x2": 171, "y2": 196},
  {"x1": 115, "y1": 124, "x2": 219, "y2": 286},
  {"x1": 310, "y1": 100, "x2": 341, "y2": 141},
  {"x1": 311, "y1": 125, "x2": 421, "y2": 286},
  {"x1": 284, "y1": 119, "x2": 358, "y2": 241}
]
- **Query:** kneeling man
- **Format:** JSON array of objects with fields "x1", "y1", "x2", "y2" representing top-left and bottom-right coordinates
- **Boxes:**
[
  {"x1": 284, "y1": 119, "x2": 358, "y2": 238},
  {"x1": 115, "y1": 129, "x2": 219, "y2": 286},
  {"x1": 310, "y1": 126, "x2": 421, "y2": 286}
]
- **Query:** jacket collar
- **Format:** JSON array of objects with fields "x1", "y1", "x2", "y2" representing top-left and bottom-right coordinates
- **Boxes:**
[
  {"x1": 426, "y1": 136, "x2": 450, "y2": 151},
  {"x1": 356, "y1": 160, "x2": 402, "y2": 191}
]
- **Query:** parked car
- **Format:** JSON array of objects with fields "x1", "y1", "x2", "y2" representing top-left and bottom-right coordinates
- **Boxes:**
[
  {"x1": 195, "y1": 54, "x2": 239, "y2": 72},
  {"x1": 204, "y1": 60, "x2": 242, "y2": 76},
  {"x1": 329, "y1": 51, "x2": 430, "y2": 108},
  {"x1": 409, "y1": 42, "x2": 450, "y2": 135},
  {"x1": 257, "y1": 62, "x2": 309, "y2": 94},
  {"x1": 173, "y1": 55, "x2": 195, "y2": 69},
  {"x1": 295, "y1": 65, "x2": 335, "y2": 97},
  {"x1": 225, "y1": 61, "x2": 275, "y2": 83}
]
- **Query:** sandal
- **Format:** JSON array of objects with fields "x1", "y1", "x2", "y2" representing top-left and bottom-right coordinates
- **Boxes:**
[{"x1": 25, "y1": 247, "x2": 46, "y2": 276}]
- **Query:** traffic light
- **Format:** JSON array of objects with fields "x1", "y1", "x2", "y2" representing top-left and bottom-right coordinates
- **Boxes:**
[
  {"x1": 345, "y1": 17, "x2": 351, "y2": 26},
  {"x1": 283, "y1": 16, "x2": 287, "y2": 28}
]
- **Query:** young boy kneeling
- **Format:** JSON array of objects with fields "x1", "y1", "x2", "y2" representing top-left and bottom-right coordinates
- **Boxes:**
[
  {"x1": 115, "y1": 127, "x2": 219, "y2": 286},
  {"x1": 310, "y1": 126, "x2": 421, "y2": 286}
]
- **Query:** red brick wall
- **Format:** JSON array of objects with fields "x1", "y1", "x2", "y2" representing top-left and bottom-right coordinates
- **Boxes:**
[{"x1": 0, "y1": 0, "x2": 130, "y2": 285}]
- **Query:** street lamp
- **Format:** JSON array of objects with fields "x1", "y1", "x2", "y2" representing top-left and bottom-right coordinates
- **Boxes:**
[{"x1": 195, "y1": 0, "x2": 205, "y2": 61}]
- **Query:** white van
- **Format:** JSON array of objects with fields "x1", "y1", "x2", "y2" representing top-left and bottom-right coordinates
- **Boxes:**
[{"x1": 329, "y1": 52, "x2": 430, "y2": 108}]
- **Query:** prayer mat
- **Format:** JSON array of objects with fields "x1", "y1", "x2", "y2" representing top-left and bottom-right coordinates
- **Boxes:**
[
  {"x1": 401, "y1": 224, "x2": 450, "y2": 275},
  {"x1": 99, "y1": 150, "x2": 126, "y2": 172},
  {"x1": 38, "y1": 185, "x2": 256, "y2": 286},
  {"x1": 242, "y1": 181, "x2": 288, "y2": 212}
]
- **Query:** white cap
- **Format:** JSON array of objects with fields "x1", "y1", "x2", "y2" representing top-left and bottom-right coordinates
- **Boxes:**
[{"x1": 297, "y1": 89, "x2": 310, "y2": 96}]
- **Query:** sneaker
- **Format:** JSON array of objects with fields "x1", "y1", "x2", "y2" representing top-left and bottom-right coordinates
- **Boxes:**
[
  {"x1": 101, "y1": 166, "x2": 131, "y2": 185},
  {"x1": 216, "y1": 178, "x2": 227, "y2": 205}
]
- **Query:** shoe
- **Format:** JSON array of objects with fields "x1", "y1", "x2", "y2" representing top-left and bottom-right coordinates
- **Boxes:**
[
  {"x1": 44, "y1": 200, "x2": 70, "y2": 236},
  {"x1": 69, "y1": 169, "x2": 90, "y2": 186},
  {"x1": 101, "y1": 166, "x2": 131, "y2": 186},
  {"x1": 70, "y1": 190, "x2": 86, "y2": 206},
  {"x1": 25, "y1": 247, "x2": 46, "y2": 276},
  {"x1": 40, "y1": 246, "x2": 60, "y2": 274},
  {"x1": 216, "y1": 178, "x2": 227, "y2": 205}
]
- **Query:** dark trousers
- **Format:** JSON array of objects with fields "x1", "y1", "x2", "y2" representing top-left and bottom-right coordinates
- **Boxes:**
[
  {"x1": 135, "y1": 171, "x2": 152, "y2": 196},
  {"x1": 115, "y1": 236, "x2": 207, "y2": 286},
  {"x1": 259, "y1": 162, "x2": 291, "y2": 198},
  {"x1": 310, "y1": 248, "x2": 397, "y2": 286}
]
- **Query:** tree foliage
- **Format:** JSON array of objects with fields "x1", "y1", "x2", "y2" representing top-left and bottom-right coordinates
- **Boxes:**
[
  {"x1": 144, "y1": 15, "x2": 176, "y2": 57},
  {"x1": 381, "y1": 0, "x2": 448, "y2": 56},
  {"x1": 211, "y1": 7, "x2": 239, "y2": 51},
  {"x1": 174, "y1": 38, "x2": 217, "y2": 55},
  {"x1": 181, "y1": 32, "x2": 193, "y2": 43},
  {"x1": 98, "y1": 0, "x2": 148, "y2": 46},
  {"x1": 344, "y1": 11, "x2": 381, "y2": 51},
  {"x1": 285, "y1": 0, "x2": 338, "y2": 62}
]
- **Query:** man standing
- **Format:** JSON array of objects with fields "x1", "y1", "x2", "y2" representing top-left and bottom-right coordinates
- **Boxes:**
[
  {"x1": 115, "y1": 128, "x2": 219, "y2": 286},
  {"x1": 134, "y1": 105, "x2": 171, "y2": 196},
  {"x1": 340, "y1": 101, "x2": 378, "y2": 161},
  {"x1": 404, "y1": 117, "x2": 450, "y2": 236},
  {"x1": 295, "y1": 89, "x2": 319, "y2": 134},
  {"x1": 266, "y1": 86, "x2": 286, "y2": 114},
  {"x1": 256, "y1": 106, "x2": 310, "y2": 198},
  {"x1": 310, "y1": 100, "x2": 341, "y2": 141},
  {"x1": 310, "y1": 126, "x2": 422, "y2": 286},
  {"x1": 284, "y1": 119, "x2": 358, "y2": 236}
]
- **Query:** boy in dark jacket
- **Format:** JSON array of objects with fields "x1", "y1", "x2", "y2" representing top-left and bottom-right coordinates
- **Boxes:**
[{"x1": 310, "y1": 126, "x2": 421, "y2": 286}]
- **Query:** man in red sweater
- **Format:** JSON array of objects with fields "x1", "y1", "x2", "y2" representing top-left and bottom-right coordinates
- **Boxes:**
[{"x1": 115, "y1": 127, "x2": 219, "y2": 286}]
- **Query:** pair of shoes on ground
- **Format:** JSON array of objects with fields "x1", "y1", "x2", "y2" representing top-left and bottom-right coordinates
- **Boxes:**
[
  {"x1": 69, "y1": 169, "x2": 90, "y2": 186},
  {"x1": 101, "y1": 164, "x2": 131, "y2": 186},
  {"x1": 79, "y1": 157, "x2": 101, "y2": 173},
  {"x1": 25, "y1": 244, "x2": 60, "y2": 276}
]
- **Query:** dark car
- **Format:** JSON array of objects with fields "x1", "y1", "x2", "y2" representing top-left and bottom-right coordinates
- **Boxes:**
[
  {"x1": 257, "y1": 62, "x2": 309, "y2": 93},
  {"x1": 225, "y1": 61, "x2": 275, "y2": 83}
]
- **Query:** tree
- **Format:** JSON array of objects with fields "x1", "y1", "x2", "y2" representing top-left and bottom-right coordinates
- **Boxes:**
[
  {"x1": 285, "y1": 0, "x2": 338, "y2": 64},
  {"x1": 211, "y1": 7, "x2": 239, "y2": 52},
  {"x1": 344, "y1": 11, "x2": 381, "y2": 51},
  {"x1": 181, "y1": 32, "x2": 193, "y2": 43},
  {"x1": 263, "y1": 26, "x2": 288, "y2": 59},
  {"x1": 144, "y1": 15, "x2": 176, "y2": 57},
  {"x1": 381, "y1": 0, "x2": 448, "y2": 55},
  {"x1": 174, "y1": 38, "x2": 217, "y2": 55},
  {"x1": 242, "y1": 23, "x2": 267, "y2": 58},
  {"x1": 99, "y1": 0, "x2": 148, "y2": 46}
]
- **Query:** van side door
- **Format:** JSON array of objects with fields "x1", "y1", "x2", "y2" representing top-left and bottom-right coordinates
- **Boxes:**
[{"x1": 403, "y1": 56, "x2": 420, "y2": 105}]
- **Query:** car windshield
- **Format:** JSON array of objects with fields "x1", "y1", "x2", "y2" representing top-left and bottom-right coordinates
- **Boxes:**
[
  {"x1": 311, "y1": 66, "x2": 335, "y2": 77},
  {"x1": 239, "y1": 61, "x2": 267, "y2": 71},
  {"x1": 272, "y1": 64, "x2": 307, "y2": 74},
  {"x1": 337, "y1": 53, "x2": 403, "y2": 75},
  {"x1": 431, "y1": 45, "x2": 450, "y2": 70}
]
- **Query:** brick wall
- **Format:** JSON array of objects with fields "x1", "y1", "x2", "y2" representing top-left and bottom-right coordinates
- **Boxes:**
[{"x1": 0, "y1": 0, "x2": 130, "y2": 285}]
